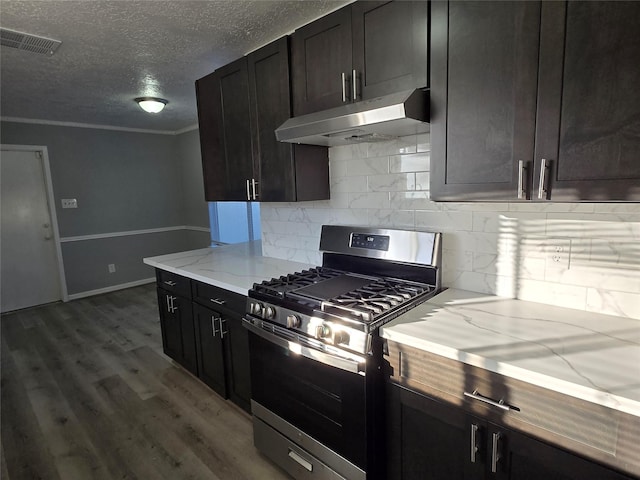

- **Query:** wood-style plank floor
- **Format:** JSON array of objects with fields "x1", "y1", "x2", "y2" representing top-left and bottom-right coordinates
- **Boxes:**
[{"x1": 1, "y1": 283, "x2": 291, "y2": 480}]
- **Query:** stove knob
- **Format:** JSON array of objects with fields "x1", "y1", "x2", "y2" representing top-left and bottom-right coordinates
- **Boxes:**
[
  {"x1": 332, "y1": 330, "x2": 350, "y2": 346},
  {"x1": 315, "y1": 325, "x2": 330, "y2": 339},
  {"x1": 251, "y1": 302, "x2": 263, "y2": 315},
  {"x1": 286, "y1": 314, "x2": 301, "y2": 329},
  {"x1": 264, "y1": 306, "x2": 276, "y2": 320}
]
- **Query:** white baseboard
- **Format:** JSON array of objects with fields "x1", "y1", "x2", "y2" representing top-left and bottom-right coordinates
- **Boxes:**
[{"x1": 67, "y1": 277, "x2": 156, "y2": 301}]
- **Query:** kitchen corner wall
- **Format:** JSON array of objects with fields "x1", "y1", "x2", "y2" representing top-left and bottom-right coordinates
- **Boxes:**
[
  {"x1": 261, "y1": 133, "x2": 640, "y2": 320},
  {"x1": 1, "y1": 121, "x2": 210, "y2": 297}
]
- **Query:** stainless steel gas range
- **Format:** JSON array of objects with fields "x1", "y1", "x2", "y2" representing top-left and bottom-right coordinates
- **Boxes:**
[{"x1": 243, "y1": 225, "x2": 442, "y2": 480}]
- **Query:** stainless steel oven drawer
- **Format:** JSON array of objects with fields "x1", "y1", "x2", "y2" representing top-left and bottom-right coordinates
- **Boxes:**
[{"x1": 254, "y1": 417, "x2": 350, "y2": 480}]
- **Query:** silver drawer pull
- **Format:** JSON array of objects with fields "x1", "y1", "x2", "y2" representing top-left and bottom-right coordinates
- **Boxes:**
[
  {"x1": 163, "y1": 280, "x2": 177, "y2": 287},
  {"x1": 538, "y1": 158, "x2": 550, "y2": 199},
  {"x1": 517, "y1": 160, "x2": 527, "y2": 199},
  {"x1": 464, "y1": 390, "x2": 519, "y2": 412},
  {"x1": 288, "y1": 449, "x2": 313, "y2": 472},
  {"x1": 210, "y1": 298, "x2": 226, "y2": 305},
  {"x1": 491, "y1": 432, "x2": 502, "y2": 473},
  {"x1": 470, "y1": 423, "x2": 479, "y2": 463}
]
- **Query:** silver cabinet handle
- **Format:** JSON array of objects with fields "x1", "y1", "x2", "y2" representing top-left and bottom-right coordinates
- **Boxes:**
[
  {"x1": 166, "y1": 295, "x2": 172, "y2": 312},
  {"x1": 169, "y1": 296, "x2": 178, "y2": 313},
  {"x1": 211, "y1": 315, "x2": 217, "y2": 337},
  {"x1": 210, "y1": 298, "x2": 226, "y2": 305},
  {"x1": 517, "y1": 160, "x2": 527, "y2": 199},
  {"x1": 218, "y1": 318, "x2": 227, "y2": 339},
  {"x1": 470, "y1": 423, "x2": 479, "y2": 463},
  {"x1": 464, "y1": 390, "x2": 518, "y2": 412},
  {"x1": 288, "y1": 449, "x2": 313, "y2": 472},
  {"x1": 246, "y1": 179, "x2": 251, "y2": 201},
  {"x1": 491, "y1": 432, "x2": 502, "y2": 473},
  {"x1": 163, "y1": 280, "x2": 177, "y2": 287},
  {"x1": 352, "y1": 69, "x2": 358, "y2": 101},
  {"x1": 341, "y1": 72, "x2": 347, "y2": 102},
  {"x1": 538, "y1": 158, "x2": 549, "y2": 199},
  {"x1": 251, "y1": 178, "x2": 258, "y2": 200}
]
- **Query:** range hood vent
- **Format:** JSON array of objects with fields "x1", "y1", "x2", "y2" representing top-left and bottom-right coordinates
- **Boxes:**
[
  {"x1": 275, "y1": 89, "x2": 429, "y2": 146},
  {"x1": 0, "y1": 28, "x2": 62, "y2": 56}
]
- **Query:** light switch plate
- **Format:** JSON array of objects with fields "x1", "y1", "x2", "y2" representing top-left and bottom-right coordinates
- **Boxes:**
[{"x1": 61, "y1": 198, "x2": 77, "y2": 208}]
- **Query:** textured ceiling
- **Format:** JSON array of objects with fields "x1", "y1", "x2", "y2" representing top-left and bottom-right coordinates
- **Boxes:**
[{"x1": 0, "y1": 0, "x2": 351, "y2": 132}]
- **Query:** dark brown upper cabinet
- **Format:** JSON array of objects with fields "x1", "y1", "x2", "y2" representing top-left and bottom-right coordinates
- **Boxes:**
[
  {"x1": 535, "y1": 1, "x2": 640, "y2": 201},
  {"x1": 247, "y1": 37, "x2": 329, "y2": 202},
  {"x1": 196, "y1": 58, "x2": 253, "y2": 201},
  {"x1": 291, "y1": 1, "x2": 429, "y2": 116},
  {"x1": 430, "y1": 1, "x2": 640, "y2": 202},
  {"x1": 196, "y1": 37, "x2": 329, "y2": 202}
]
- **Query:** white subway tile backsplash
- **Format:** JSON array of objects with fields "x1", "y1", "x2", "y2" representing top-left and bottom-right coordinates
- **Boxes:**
[
  {"x1": 586, "y1": 289, "x2": 640, "y2": 318},
  {"x1": 389, "y1": 152, "x2": 430, "y2": 173},
  {"x1": 346, "y1": 156, "x2": 390, "y2": 176},
  {"x1": 331, "y1": 174, "x2": 368, "y2": 193},
  {"x1": 416, "y1": 133, "x2": 431, "y2": 153},
  {"x1": 348, "y1": 192, "x2": 390, "y2": 209},
  {"x1": 389, "y1": 191, "x2": 437, "y2": 210},
  {"x1": 261, "y1": 136, "x2": 640, "y2": 320},
  {"x1": 416, "y1": 210, "x2": 473, "y2": 232},
  {"x1": 415, "y1": 172, "x2": 430, "y2": 191},
  {"x1": 368, "y1": 209, "x2": 415, "y2": 228},
  {"x1": 368, "y1": 173, "x2": 416, "y2": 192},
  {"x1": 367, "y1": 136, "x2": 417, "y2": 156}
]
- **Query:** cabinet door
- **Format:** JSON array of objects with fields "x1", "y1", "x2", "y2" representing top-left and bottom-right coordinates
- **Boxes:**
[
  {"x1": 535, "y1": 1, "x2": 640, "y2": 201},
  {"x1": 157, "y1": 288, "x2": 197, "y2": 375},
  {"x1": 491, "y1": 424, "x2": 634, "y2": 480},
  {"x1": 387, "y1": 383, "x2": 484, "y2": 480},
  {"x1": 224, "y1": 313, "x2": 251, "y2": 413},
  {"x1": 291, "y1": 6, "x2": 352, "y2": 115},
  {"x1": 430, "y1": 1, "x2": 541, "y2": 201},
  {"x1": 193, "y1": 303, "x2": 227, "y2": 398},
  {"x1": 196, "y1": 58, "x2": 253, "y2": 201},
  {"x1": 248, "y1": 37, "x2": 296, "y2": 202},
  {"x1": 351, "y1": 1, "x2": 428, "y2": 101}
]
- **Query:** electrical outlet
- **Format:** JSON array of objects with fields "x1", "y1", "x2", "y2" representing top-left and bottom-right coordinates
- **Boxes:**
[
  {"x1": 61, "y1": 198, "x2": 78, "y2": 209},
  {"x1": 545, "y1": 238, "x2": 571, "y2": 270},
  {"x1": 108, "y1": 264, "x2": 116, "y2": 273}
]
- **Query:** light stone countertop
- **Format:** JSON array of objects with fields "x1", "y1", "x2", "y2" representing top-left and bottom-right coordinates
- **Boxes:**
[
  {"x1": 381, "y1": 288, "x2": 640, "y2": 417},
  {"x1": 144, "y1": 244, "x2": 640, "y2": 417},
  {"x1": 143, "y1": 241, "x2": 312, "y2": 296}
]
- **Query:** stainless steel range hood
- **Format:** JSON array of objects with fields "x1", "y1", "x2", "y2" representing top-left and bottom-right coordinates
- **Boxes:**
[{"x1": 275, "y1": 89, "x2": 429, "y2": 146}]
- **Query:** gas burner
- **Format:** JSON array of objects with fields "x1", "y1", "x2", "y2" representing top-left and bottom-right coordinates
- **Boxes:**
[
  {"x1": 320, "y1": 278, "x2": 433, "y2": 323},
  {"x1": 253, "y1": 267, "x2": 343, "y2": 298}
]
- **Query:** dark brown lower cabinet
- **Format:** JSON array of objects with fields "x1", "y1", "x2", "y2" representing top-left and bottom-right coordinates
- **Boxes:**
[
  {"x1": 156, "y1": 287, "x2": 197, "y2": 375},
  {"x1": 193, "y1": 302, "x2": 251, "y2": 413},
  {"x1": 155, "y1": 269, "x2": 251, "y2": 413},
  {"x1": 193, "y1": 303, "x2": 227, "y2": 398},
  {"x1": 386, "y1": 382, "x2": 634, "y2": 480}
]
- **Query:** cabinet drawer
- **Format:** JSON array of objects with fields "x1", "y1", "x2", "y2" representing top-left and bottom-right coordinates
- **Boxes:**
[
  {"x1": 156, "y1": 269, "x2": 191, "y2": 298},
  {"x1": 191, "y1": 281, "x2": 246, "y2": 315}
]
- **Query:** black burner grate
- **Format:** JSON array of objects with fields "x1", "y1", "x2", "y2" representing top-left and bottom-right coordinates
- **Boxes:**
[
  {"x1": 252, "y1": 267, "x2": 343, "y2": 298},
  {"x1": 320, "y1": 278, "x2": 432, "y2": 322}
]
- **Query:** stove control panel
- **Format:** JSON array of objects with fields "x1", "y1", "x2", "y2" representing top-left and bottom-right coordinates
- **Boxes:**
[{"x1": 350, "y1": 233, "x2": 390, "y2": 251}]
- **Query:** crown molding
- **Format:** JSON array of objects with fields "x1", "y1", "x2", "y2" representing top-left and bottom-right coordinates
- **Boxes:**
[{"x1": 1, "y1": 116, "x2": 198, "y2": 135}]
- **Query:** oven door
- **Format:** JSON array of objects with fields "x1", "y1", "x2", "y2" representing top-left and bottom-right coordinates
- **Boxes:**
[{"x1": 244, "y1": 317, "x2": 368, "y2": 473}]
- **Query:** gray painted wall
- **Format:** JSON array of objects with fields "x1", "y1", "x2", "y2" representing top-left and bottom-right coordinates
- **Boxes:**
[
  {"x1": 177, "y1": 128, "x2": 209, "y2": 228},
  {"x1": 1, "y1": 121, "x2": 209, "y2": 296}
]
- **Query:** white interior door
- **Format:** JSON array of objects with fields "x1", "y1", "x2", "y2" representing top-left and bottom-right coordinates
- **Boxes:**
[{"x1": 1, "y1": 148, "x2": 63, "y2": 312}]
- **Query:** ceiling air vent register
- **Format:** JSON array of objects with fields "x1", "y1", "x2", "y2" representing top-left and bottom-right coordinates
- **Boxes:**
[{"x1": 0, "y1": 28, "x2": 62, "y2": 56}]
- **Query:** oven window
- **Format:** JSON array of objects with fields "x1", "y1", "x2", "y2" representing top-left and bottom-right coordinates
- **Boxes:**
[{"x1": 248, "y1": 333, "x2": 367, "y2": 469}]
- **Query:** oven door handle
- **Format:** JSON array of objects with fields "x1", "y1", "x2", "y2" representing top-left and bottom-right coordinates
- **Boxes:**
[{"x1": 243, "y1": 318, "x2": 365, "y2": 375}]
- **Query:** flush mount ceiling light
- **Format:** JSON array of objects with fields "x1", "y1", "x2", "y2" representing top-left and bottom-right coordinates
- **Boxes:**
[{"x1": 135, "y1": 97, "x2": 168, "y2": 113}]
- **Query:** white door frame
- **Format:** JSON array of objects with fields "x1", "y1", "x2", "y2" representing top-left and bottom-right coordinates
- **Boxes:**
[{"x1": 1, "y1": 144, "x2": 69, "y2": 302}]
